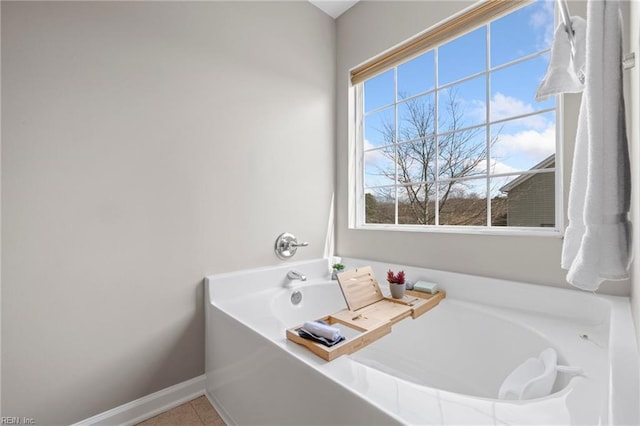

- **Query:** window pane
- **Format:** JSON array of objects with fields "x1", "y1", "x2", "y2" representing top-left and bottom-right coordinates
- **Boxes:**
[
  {"x1": 438, "y1": 127, "x2": 487, "y2": 180},
  {"x1": 357, "y1": 1, "x2": 558, "y2": 231},
  {"x1": 490, "y1": 54, "x2": 553, "y2": 122},
  {"x1": 364, "y1": 106, "x2": 395, "y2": 148},
  {"x1": 398, "y1": 51, "x2": 434, "y2": 99},
  {"x1": 438, "y1": 27, "x2": 486, "y2": 86},
  {"x1": 490, "y1": 111, "x2": 555, "y2": 174},
  {"x1": 364, "y1": 69, "x2": 394, "y2": 112},
  {"x1": 492, "y1": 171, "x2": 555, "y2": 227},
  {"x1": 365, "y1": 191, "x2": 395, "y2": 224},
  {"x1": 364, "y1": 149, "x2": 396, "y2": 188},
  {"x1": 490, "y1": 0, "x2": 554, "y2": 67},
  {"x1": 398, "y1": 184, "x2": 435, "y2": 225},
  {"x1": 438, "y1": 74, "x2": 486, "y2": 132},
  {"x1": 398, "y1": 94, "x2": 435, "y2": 142},
  {"x1": 490, "y1": 194, "x2": 508, "y2": 226},
  {"x1": 438, "y1": 178, "x2": 487, "y2": 226},
  {"x1": 397, "y1": 137, "x2": 436, "y2": 184}
]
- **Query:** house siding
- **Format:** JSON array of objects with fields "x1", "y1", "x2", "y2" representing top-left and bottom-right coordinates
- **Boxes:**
[{"x1": 506, "y1": 172, "x2": 555, "y2": 227}]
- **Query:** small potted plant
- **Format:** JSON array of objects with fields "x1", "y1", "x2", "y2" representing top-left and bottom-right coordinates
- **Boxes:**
[
  {"x1": 387, "y1": 269, "x2": 406, "y2": 299},
  {"x1": 331, "y1": 263, "x2": 345, "y2": 280}
]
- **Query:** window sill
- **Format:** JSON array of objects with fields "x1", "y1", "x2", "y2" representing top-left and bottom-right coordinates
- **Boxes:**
[{"x1": 352, "y1": 223, "x2": 563, "y2": 238}]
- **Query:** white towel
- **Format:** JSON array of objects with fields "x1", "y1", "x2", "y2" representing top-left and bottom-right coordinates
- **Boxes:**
[
  {"x1": 561, "y1": 0, "x2": 632, "y2": 291},
  {"x1": 536, "y1": 16, "x2": 586, "y2": 101},
  {"x1": 303, "y1": 321, "x2": 342, "y2": 341}
]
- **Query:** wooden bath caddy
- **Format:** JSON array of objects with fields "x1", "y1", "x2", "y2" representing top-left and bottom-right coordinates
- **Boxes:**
[{"x1": 286, "y1": 266, "x2": 445, "y2": 361}]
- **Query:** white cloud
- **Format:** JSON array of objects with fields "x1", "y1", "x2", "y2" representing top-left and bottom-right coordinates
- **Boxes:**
[
  {"x1": 529, "y1": 1, "x2": 554, "y2": 29},
  {"x1": 473, "y1": 159, "x2": 519, "y2": 176},
  {"x1": 363, "y1": 139, "x2": 387, "y2": 167},
  {"x1": 465, "y1": 99, "x2": 487, "y2": 124},
  {"x1": 493, "y1": 124, "x2": 555, "y2": 162},
  {"x1": 491, "y1": 159, "x2": 520, "y2": 175},
  {"x1": 487, "y1": 92, "x2": 555, "y2": 169},
  {"x1": 529, "y1": 1, "x2": 555, "y2": 50},
  {"x1": 490, "y1": 92, "x2": 548, "y2": 129},
  {"x1": 363, "y1": 138, "x2": 375, "y2": 151},
  {"x1": 449, "y1": 92, "x2": 552, "y2": 131}
]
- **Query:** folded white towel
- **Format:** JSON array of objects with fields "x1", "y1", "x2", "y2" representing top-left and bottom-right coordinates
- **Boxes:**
[
  {"x1": 562, "y1": 0, "x2": 632, "y2": 290},
  {"x1": 303, "y1": 321, "x2": 342, "y2": 341},
  {"x1": 536, "y1": 16, "x2": 586, "y2": 101}
]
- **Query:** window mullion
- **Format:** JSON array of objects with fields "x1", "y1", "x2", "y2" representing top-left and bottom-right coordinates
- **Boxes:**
[
  {"x1": 355, "y1": 84, "x2": 365, "y2": 227},
  {"x1": 485, "y1": 22, "x2": 492, "y2": 227},
  {"x1": 434, "y1": 47, "x2": 440, "y2": 226},
  {"x1": 394, "y1": 67, "x2": 399, "y2": 225}
]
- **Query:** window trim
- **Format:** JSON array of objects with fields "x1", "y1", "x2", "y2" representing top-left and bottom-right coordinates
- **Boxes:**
[
  {"x1": 348, "y1": 0, "x2": 564, "y2": 236},
  {"x1": 350, "y1": 0, "x2": 532, "y2": 85}
]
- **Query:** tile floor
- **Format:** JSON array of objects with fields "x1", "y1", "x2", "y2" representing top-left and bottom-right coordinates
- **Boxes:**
[{"x1": 137, "y1": 395, "x2": 225, "y2": 426}]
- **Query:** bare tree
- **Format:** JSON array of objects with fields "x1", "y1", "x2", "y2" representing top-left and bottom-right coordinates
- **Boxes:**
[{"x1": 368, "y1": 90, "x2": 494, "y2": 225}]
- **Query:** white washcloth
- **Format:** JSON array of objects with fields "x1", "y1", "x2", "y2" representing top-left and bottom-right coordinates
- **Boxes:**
[
  {"x1": 303, "y1": 321, "x2": 342, "y2": 341},
  {"x1": 562, "y1": 0, "x2": 632, "y2": 291},
  {"x1": 536, "y1": 16, "x2": 586, "y2": 101}
]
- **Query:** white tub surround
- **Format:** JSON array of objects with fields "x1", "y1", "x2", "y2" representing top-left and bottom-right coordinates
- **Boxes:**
[{"x1": 205, "y1": 258, "x2": 639, "y2": 425}]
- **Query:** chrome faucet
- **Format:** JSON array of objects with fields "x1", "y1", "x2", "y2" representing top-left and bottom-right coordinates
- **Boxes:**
[{"x1": 287, "y1": 270, "x2": 307, "y2": 282}]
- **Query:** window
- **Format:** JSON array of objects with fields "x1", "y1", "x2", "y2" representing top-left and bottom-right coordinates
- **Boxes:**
[{"x1": 352, "y1": 0, "x2": 560, "y2": 232}]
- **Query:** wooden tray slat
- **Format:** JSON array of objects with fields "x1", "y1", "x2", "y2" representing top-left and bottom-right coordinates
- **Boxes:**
[
  {"x1": 406, "y1": 290, "x2": 446, "y2": 318},
  {"x1": 336, "y1": 266, "x2": 384, "y2": 311},
  {"x1": 331, "y1": 309, "x2": 389, "y2": 331},
  {"x1": 356, "y1": 298, "x2": 413, "y2": 325}
]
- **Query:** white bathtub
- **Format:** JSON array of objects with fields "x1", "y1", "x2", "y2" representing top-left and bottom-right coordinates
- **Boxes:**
[{"x1": 204, "y1": 258, "x2": 640, "y2": 425}]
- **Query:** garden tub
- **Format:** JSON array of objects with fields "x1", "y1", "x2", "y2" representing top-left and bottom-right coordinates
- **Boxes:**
[{"x1": 204, "y1": 258, "x2": 639, "y2": 425}]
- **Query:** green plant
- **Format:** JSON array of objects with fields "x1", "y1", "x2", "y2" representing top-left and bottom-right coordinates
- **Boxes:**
[
  {"x1": 387, "y1": 269, "x2": 405, "y2": 284},
  {"x1": 332, "y1": 263, "x2": 345, "y2": 271}
]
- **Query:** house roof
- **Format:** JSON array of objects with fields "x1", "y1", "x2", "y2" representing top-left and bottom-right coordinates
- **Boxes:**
[{"x1": 499, "y1": 154, "x2": 555, "y2": 193}]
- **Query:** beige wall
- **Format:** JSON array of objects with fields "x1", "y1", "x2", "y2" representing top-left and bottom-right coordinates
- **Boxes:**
[
  {"x1": 2, "y1": 0, "x2": 637, "y2": 422},
  {"x1": 630, "y1": 0, "x2": 640, "y2": 349},
  {"x1": 335, "y1": 0, "x2": 629, "y2": 296},
  {"x1": 1, "y1": 2, "x2": 335, "y2": 423}
]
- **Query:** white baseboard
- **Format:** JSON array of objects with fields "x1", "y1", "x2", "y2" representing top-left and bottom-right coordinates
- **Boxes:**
[
  {"x1": 204, "y1": 391, "x2": 235, "y2": 426},
  {"x1": 72, "y1": 375, "x2": 206, "y2": 426}
]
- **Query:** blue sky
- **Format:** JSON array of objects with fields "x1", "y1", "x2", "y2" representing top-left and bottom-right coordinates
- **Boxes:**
[{"x1": 363, "y1": 0, "x2": 556, "y2": 191}]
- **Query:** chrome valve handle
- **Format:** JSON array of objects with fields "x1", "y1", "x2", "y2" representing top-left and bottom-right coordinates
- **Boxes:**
[
  {"x1": 275, "y1": 233, "x2": 309, "y2": 259},
  {"x1": 289, "y1": 241, "x2": 309, "y2": 248}
]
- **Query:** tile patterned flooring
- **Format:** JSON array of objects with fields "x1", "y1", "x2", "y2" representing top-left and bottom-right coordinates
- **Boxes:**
[{"x1": 137, "y1": 396, "x2": 225, "y2": 426}]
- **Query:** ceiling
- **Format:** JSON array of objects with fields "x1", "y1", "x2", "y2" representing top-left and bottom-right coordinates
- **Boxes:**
[{"x1": 308, "y1": 0, "x2": 359, "y2": 19}]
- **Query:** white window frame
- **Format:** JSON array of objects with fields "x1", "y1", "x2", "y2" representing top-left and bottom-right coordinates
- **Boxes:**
[{"x1": 348, "y1": 2, "x2": 564, "y2": 237}]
